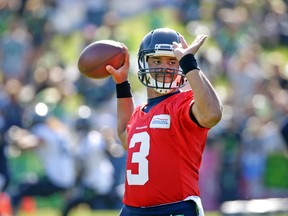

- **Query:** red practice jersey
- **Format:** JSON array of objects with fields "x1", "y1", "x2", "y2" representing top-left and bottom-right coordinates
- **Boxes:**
[{"x1": 123, "y1": 90, "x2": 209, "y2": 207}]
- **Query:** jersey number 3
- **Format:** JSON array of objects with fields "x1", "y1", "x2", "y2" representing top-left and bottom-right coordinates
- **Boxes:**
[{"x1": 127, "y1": 132, "x2": 150, "y2": 185}]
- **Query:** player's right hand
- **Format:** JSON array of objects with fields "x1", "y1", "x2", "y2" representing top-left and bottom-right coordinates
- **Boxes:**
[{"x1": 106, "y1": 45, "x2": 130, "y2": 84}]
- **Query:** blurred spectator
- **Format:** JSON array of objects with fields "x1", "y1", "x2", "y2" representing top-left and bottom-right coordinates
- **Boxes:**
[
  {"x1": 0, "y1": 16, "x2": 33, "y2": 83},
  {"x1": 240, "y1": 114, "x2": 287, "y2": 199},
  {"x1": 199, "y1": 138, "x2": 221, "y2": 210},
  {"x1": 280, "y1": 117, "x2": 288, "y2": 149},
  {"x1": 213, "y1": 4, "x2": 249, "y2": 73},
  {"x1": 7, "y1": 104, "x2": 76, "y2": 214},
  {"x1": 0, "y1": 122, "x2": 9, "y2": 192},
  {"x1": 61, "y1": 108, "x2": 115, "y2": 216},
  {"x1": 261, "y1": 0, "x2": 288, "y2": 46},
  {"x1": 49, "y1": 0, "x2": 86, "y2": 34},
  {"x1": 263, "y1": 60, "x2": 288, "y2": 117},
  {"x1": 84, "y1": 0, "x2": 109, "y2": 27},
  {"x1": 226, "y1": 44, "x2": 264, "y2": 121},
  {"x1": 75, "y1": 77, "x2": 116, "y2": 109},
  {"x1": 240, "y1": 116, "x2": 267, "y2": 199},
  {"x1": 177, "y1": 0, "x2": 201, "y2": 25},
  {"x1": 217, "y1": 119, "x2": 241, "y2": 202},
  {"x1": 0, "y1": 79, "x2": 25, "y2": 192},
  {"x1": 1, "y1": 80, "x2": 25, "y2": 131},
  {"x1": 20, "y1": 0, "x2": 52, "y2": 48},
  {"x1": 100, "y1": 124, "x2": 126, "y2": 208}
]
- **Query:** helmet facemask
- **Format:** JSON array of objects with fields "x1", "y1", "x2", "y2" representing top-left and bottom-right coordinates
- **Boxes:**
[{"x1": 138, "y1": 28, "x2": 187, "y2": 94}]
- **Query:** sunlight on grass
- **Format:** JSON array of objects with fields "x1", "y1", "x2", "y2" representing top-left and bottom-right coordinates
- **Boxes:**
[{"x1": 19, "y1": 208, "x2": 221, "y2": 216}]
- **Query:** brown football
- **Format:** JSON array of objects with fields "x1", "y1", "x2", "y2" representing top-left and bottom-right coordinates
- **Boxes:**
[{"x1": 78, "y1": 40, "x2": 125, "y2": 79}]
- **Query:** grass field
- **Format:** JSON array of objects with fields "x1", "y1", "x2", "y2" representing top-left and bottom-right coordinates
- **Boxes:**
[
  {"x1": 18, "y1": 208, "x2": 221, "y2": 216},
  {"x1": 17, "y1": 208, "x2": 288, "y2": 216}
]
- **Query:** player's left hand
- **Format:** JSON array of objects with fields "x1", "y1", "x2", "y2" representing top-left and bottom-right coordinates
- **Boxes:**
[{"x1": 173, "y1": 34, "x2": 207, "y2": 61}]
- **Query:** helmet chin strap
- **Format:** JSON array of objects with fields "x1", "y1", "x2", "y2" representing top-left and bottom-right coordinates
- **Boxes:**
[{"x1": 153, "y1": 87, "x2": 174, "y2": 94}]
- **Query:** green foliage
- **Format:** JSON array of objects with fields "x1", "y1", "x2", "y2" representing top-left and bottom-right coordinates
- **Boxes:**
[
  {"x1": 118, "y1": 8, "x2": 186, "y2": 51},
  {"x1": 264, "y1": 153, "x2": 288, "y2": 188}
]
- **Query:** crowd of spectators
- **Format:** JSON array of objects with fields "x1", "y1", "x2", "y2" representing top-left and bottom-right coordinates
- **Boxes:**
[{"x1": 0, "y1": 0, "x2": 287, "y2": 213}]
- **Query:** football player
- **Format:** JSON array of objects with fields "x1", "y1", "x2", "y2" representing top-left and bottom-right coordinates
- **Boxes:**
[{"x1": 106, "y1": 28, "x2": 222, "y2": 216}]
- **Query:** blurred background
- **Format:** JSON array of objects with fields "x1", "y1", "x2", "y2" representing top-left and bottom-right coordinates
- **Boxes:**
[{"x1": 0, "y1": 0, "x2": 288, "y2": 215}]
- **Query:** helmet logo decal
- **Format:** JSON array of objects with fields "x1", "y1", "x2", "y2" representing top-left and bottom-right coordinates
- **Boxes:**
[
  {"x1": 155, "y1": 44, "x2": 174, "y2": 50},
  {"x1": 146, "y1": 75, "x2": 151, "y2": 85}
]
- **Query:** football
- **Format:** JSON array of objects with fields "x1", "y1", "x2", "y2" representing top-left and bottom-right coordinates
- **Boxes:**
[{"x1": 77, "y1": 40, "x2": 125, "y2": 79}]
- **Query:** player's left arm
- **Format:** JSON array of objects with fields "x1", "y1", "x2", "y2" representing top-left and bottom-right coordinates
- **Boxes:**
[
  {"x1": 173, "y1": 35, "x2": 222, "y2": 128},
  {"x1": 186, "y1": 68, "x2": 222, "y2": 128}
]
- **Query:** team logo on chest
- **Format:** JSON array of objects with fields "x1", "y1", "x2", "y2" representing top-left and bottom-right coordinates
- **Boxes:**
[{"x1": 149, "y1": 114, "x2": 171, "y2": 129}]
